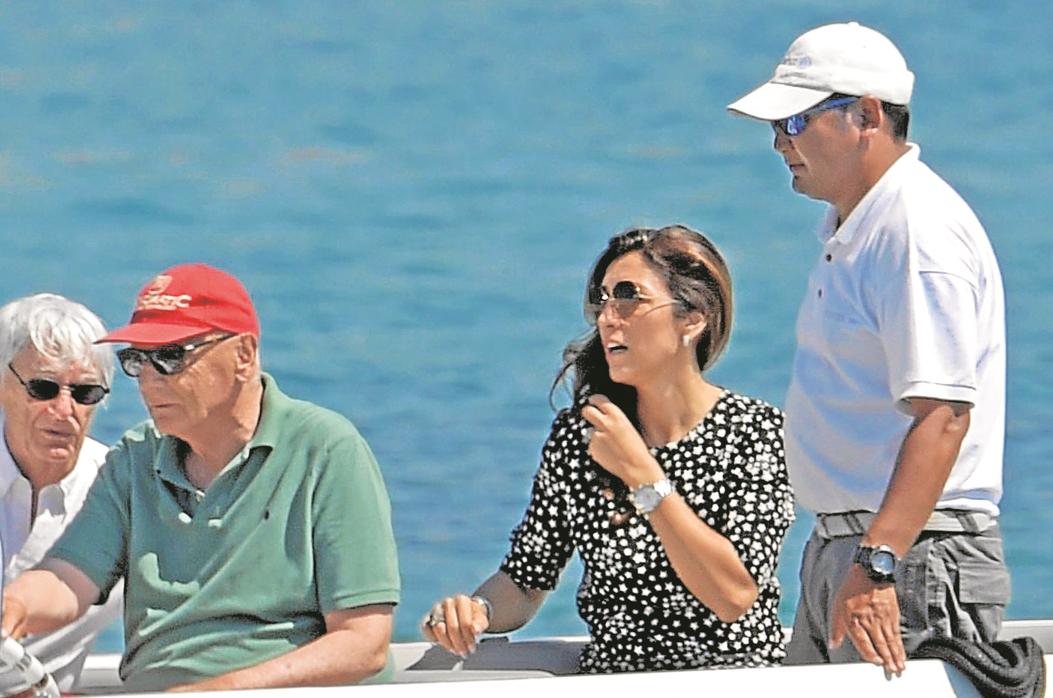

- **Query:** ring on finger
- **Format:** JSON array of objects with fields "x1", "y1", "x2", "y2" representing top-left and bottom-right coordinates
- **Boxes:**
[{"x1": 428, "y1": 609, "x2": 446, "y2": 627}]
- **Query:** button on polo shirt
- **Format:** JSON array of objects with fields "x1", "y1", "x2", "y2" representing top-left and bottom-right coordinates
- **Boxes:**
[
  {"x1": 49, "y1": 374, "x2": 400, "y2": 691},
  {"x1": 157, "y1": 442, "x2": 251, "y2": 523}
]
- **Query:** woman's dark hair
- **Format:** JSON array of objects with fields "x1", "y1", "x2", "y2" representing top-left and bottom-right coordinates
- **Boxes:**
[{"x1": 551, "y1": 224, "x2": 733, "y2": 420}]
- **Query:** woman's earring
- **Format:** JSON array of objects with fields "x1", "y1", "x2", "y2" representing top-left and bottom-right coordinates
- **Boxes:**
[{"x1": 682, "y1": 335, "x2": 690, "y2": 347}]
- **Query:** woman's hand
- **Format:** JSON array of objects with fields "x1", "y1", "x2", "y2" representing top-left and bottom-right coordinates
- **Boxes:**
[
  {"x1": 420, "y1": 594, "x2": 490, "y2": 658},
  {"x1": 582, "y1": 394, "x2": 664, "y2": 488}
]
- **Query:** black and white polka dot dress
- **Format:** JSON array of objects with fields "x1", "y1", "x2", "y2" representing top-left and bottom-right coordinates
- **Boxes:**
[{"x1": 500, "y1": 390, "x2": 794, "y2": 673}]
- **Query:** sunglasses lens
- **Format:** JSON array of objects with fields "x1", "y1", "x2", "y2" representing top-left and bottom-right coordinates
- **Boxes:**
[
  {"x1": 70, "y1": 385, "x2": 108, "y2": 405},
  {"x1": 584, "y1": 287, "x2": 604, "y2": 321},
  {"x1": 586, "y1": 281, "x2": 646, "y2": 321},
  {"x1": 151, "y1": 346, "x2": 187, "y2": 375},
  {"x1": 117, "y1": 345, "x2": 189, "y2": 377},
  {"x1": 609, "y1": 281, "x2": 642, "y2": 317},
  {"x1": 611, "y1": 281, "x2": 640, "y2": 300},
  {"x1": 25, "y1": 379, "x2": 61, "y2": 400},
  {"x1": 117, "y1": 349, "x2": 146, "y2": 377}
]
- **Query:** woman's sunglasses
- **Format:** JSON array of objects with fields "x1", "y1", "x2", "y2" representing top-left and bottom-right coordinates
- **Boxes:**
[
  {"x1": 7, "y1": 363, "x2": 109, "y2": 406},
  {"x1": 585, "y1": 280, "x2": 680, "y2": 322},
  {"x1": 117, "y1": 334, "x2": 233, "y2": 378}
]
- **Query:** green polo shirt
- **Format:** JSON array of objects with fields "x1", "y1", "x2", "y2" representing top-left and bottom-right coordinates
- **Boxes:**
[{"x1": 49, "y1": 373, "x2": 400, "y2": 691}]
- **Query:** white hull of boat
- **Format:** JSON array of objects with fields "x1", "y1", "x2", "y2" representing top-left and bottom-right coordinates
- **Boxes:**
[{"x1": 72, "y1": 620, "x2": 1052, "y2": 697}]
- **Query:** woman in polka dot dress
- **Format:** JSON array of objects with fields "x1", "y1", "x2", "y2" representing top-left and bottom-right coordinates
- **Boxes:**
[{"x1": 423, "y1": 225, "x2": 794, "y2": 672}]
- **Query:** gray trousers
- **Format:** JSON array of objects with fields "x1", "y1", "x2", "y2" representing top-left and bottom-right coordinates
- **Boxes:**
[{"x1": 785, "y1": 524, "x2": 1010, "y2": 665}]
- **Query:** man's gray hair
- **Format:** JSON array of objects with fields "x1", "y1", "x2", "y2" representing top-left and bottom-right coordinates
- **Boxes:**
[{"x1": 0, "y1": 293, "x2": 115, "y2": 389}]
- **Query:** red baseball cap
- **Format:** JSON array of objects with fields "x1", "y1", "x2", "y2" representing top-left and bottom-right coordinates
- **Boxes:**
[{"x1": 98, "y1": 263, "x2": 260, "y2": 346}]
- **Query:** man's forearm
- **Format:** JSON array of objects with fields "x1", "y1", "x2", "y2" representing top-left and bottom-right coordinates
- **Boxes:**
[
  {"x1": 169, "y1": 605, "x2": 393, "y2": 692},
  {"x1": 171, "y1": 632, "x2": 383, "y2": 691},
  {"x1": 864, "y1": 399, "x2": 971, "y2": 555}
]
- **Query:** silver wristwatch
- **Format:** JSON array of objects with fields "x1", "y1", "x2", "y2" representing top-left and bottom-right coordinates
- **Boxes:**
[{"x1": 630, "y1": 478, "x2": 674, "y2": 516}]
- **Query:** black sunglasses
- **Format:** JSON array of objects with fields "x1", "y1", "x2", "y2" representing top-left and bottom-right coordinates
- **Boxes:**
[
  {"x1": 117, "y1": 335, "x2": 234, "y2": 378},
  {"x1": 7, "y1": 363, "x2": 109, "y2": 406}
]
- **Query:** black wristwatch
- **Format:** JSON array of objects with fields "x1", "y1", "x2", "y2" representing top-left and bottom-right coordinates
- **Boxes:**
[{"x1": 853, "y1": 544, "x2": 899, "y2": 584}]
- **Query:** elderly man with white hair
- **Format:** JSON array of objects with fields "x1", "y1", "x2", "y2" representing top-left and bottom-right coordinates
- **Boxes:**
[{"x1": 0, "y1": 293, "x2": 123, "y2": 694}]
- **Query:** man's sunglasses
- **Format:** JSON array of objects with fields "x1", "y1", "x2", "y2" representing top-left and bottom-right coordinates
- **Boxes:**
[
  {"x1": 117, "y1": 335, "x2": 234, "y2": 378},
  {"x1": 772, "y1": 96, "x2": 858, "y2": 137},
  {"x1": 7, "y1": 363, "x2": 109, "y2": 406},
  {"x1": 585, "y1": 280, "x2": 680, "y2": 322}
]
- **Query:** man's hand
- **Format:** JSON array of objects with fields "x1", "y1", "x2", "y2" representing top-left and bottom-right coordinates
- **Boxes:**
[
  {"x1": 828, "y1": 396, "x2": 970, "y2": 678},
  {"x1": 1, "y1": 597, "x2": 33, "y2": 698},
  {"x1": 829, "y1": 564, "x2": 906, "y2": 675},
  {"x1": 1, "y1": 594, "x2": 29, "y2": 641}
]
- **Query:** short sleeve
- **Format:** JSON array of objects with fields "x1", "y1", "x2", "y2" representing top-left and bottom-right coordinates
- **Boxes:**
[
  {"x1": 312, "y1": 431, "x2": 400, "y2": 612},
  {"x1": 880, "y1": 269, "x2": 980, "y2": 411},
  {"x1": 499, "y1": 412, "x2": 577, "y2": 591},
  {"x1": 48, "y1": 441, "x2": 131, "y2": 601},
  {"x1": 721, "y1": 406, "x2": 795, "y2": 585}
]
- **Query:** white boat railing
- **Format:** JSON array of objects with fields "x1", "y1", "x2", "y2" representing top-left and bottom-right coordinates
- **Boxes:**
[{"x1": 72, "y1": 619, "x2": 1053, "y2": 696}]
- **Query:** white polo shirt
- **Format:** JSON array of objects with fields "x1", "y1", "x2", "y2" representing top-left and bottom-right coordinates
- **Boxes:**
[
  {"x1": 784, "y1": 145, "x2": 1006, "y2": 517},
  {"x1": 0, "y1": 419, "x2": 123, "y2": 693}
]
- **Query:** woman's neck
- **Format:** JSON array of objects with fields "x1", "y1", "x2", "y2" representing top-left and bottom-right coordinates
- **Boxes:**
[{"x1": 634, "y1": 368, "x2": 722, "y2": 448}]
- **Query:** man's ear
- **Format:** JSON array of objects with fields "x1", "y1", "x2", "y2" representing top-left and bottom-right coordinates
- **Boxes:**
[
  {"x1": 233, "y1": 334, "x2": 259, "y2": 381},
  {"x1": 858, "y1": 96, "x2": 883, "y2": 132}
]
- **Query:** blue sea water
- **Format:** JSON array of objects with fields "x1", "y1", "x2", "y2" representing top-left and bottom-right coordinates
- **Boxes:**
[{"x1": 1, "y1": 2, "x2": 1050, "y2": 652}]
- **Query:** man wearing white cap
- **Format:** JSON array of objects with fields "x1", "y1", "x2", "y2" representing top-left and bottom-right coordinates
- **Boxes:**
[{"x1": 728, "y1": 22, "x2": 1008, "y2": 675}]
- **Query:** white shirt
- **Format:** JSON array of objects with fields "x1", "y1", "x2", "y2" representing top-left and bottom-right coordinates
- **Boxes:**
[
  {"x1": 785, "y1": 145, "x2": 1006, "y2": 516},
  {"x1": 0, "y1": 417, "x2": 124, "y2": 693}
]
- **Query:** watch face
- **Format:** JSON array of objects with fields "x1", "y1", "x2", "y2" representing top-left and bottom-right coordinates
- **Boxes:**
[
  {"x1": 631, "y1": 480, "x2": 672, "y2": 514},
  {"x1": 871, "y1": 550, "x2": 897, "y2": 575},
  {"x1": 636, "y1": 488, "x2": 660, "y2": 509}
]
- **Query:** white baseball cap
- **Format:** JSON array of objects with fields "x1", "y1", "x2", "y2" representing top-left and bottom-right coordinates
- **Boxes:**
[{"x1": 727, "y1": 22, "x2": 915, "y2": 121}]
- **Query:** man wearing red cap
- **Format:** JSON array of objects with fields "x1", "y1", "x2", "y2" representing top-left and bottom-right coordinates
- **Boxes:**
[
  {"x1": 728, "y1": 23, "x2": 1008, "y2": 675},
  {"x1": 1, "y1": 264, "x2": 400, "y2": 692}
]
